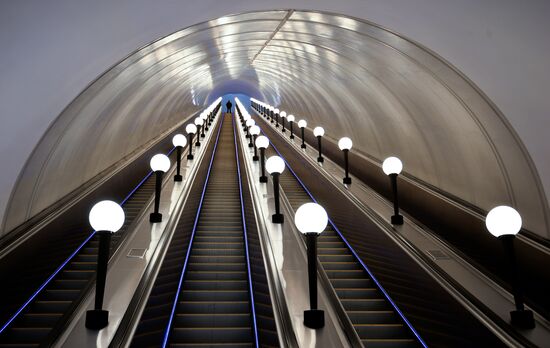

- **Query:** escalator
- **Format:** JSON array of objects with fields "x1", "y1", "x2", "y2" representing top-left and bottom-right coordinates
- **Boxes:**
[
  {"x1": 0, "y1": 171, "x2": 159, "y2": 347},
  {"x1": 255, "y1": 111, "x2": 506, "y2": 347},
  {"x1": 0, "y1": 105, "x2": 222, "y2": 347},
  {"x1": 131, "y1": 113, "x2": 277, "y2": 347}
]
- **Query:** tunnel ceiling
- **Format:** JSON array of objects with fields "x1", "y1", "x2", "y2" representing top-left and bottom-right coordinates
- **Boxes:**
[{"x1": 3, "y1": 10, "x2": 549, "y2": 238}]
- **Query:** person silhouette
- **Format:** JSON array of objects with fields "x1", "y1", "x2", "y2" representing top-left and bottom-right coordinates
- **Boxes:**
[{"x1": 226, "y1": 100, "x2": 233, "y2": 113}]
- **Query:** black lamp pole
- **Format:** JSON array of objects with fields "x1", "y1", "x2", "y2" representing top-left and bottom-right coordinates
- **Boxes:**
[
  {"x1": 174, "y1": 146, "x2": 183, "y2": 182},
  {"x1": 289, "y1": 121, "x2": 294, "y2": 139},
  {"x1": 275, "y1": 113, "x2": 279, "y2": 128},
  {"x1": 389, "y1": 174, "x2": 403, "y2": 225},
  {"x1": 343, "y1": 149, "x2": 351, "y2": 185},
  {"x1": 85, "y1": 230, "x2": 112, "y2": 329},
  {"x1": 270, "y1": 111, "x2": 274, "y2": 123},
  {"x1": 259, "y1": 148, "x2": 267, "y2": 183},
  {"x1": 201, "y1": 123, "x2": 205, "y2": 138},
  {"x1": 271, "y1": 173, "x2": 284, "y2": 223},
  {"x1": 187, "y1": 134, "x2": 194, "y2": 160},
  {"x1": 317, "y1": 136, "x2": 324, "y2": 163},
  {"x1": 304, "y1": 232, "x2": 324, "y2": 329},
  {"x1": 150, "y1": 170, "x2": 163, "y2": 222},
  {"x1": 282, "y1": 117, "x2": 286, "y2": 132},
  {"x1": 248, "y1": 132, "x2": 254, "y2": 147},
  {"x1": 301, "y1": 127, "x2": 306, "y2": 149},
  {"x1": 500, "y1": 235, "x2": 535, "y2": 328},
  {"x1": 252, "y1": 135, "x2": 259, "y2": 161},
  {"x1": 195, "y1": 126, "x2": 201, "y2": 146}
]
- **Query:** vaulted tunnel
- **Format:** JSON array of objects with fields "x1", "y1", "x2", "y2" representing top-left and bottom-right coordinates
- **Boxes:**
[{"x1": 3, "y1": 10, "x2": 548, "y2": 240}]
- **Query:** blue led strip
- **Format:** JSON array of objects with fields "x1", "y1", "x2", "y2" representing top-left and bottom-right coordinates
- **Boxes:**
[
  {"x1": 231, "y1": 113, "x2": 260, "y2": 348},
  {"x1": 256, "y1": 116, "x2": 428, "y2": 348},
  {"x1": 0, "y1": 143, "x2": 178, "y2": 334},
  {"x1": 161, "y1": 113, "x2": 224, "y2": 348}
]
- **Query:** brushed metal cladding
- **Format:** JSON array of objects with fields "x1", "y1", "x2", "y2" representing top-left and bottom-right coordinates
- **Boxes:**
[{"x1": 3, "y1": 10, "x2": 548, "y2": 239}]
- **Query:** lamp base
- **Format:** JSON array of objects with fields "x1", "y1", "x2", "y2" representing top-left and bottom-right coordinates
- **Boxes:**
[
  {"x1": 343, "y1": 177, "x2": 352, "y2": 185},
  {"x1": 290, "y1": 135, "x2": 295, "y2": 139},
  {"x1": 272, "y1": 213, "x2": 284, "y2": 224},
  {"x1": 260, "y1": 176, "x2": 268, "y2": 183},
  {"x1": 391, "y1": 214, "x2": 404, "y2": 225},
  {"x1": 511, "y1": 309, "x2": 535, "y2": 329},
  {"x1": 201, "y1": 134, "x2": 205, "y2": 138},
  {"x1": 246, "y1": 134, "x2": 250, "y2": 138},
  {"x1": 187, "y1": 154, "x2": 194, "y2": 160},
  {"x1": 248, "y1": 143, "x2": 254, "y2": 148},
  {"x1": 275, "y1": 125, "x2": 279, "y2": 128},
  {"x1": 304, "y1": 309, "x2": 324, "y2": 329},
  {"x1": 85, "y1": 309, "x2": 109, "y2": 330},
  {"x1": 253, "y1": 155, "x2": 259, "y2": 161},
  {"x1": 317, "y1": 157, "x2": 324, "y2": 163},
  {"x1": 195, "y1": 142, "x2": 201, "y2": 147},
  {"x1": 174, "y1": 174, "x2": 183, "y2": 182},
  {"x1": 150, "y1": 212, "x2": 163, "y2": 223},
  {"x1": 301, "y1": 144, "x2": 306, "y2": 149},
  {"x1": 282, "y1": 129, "x2": 286, "y2": 132}
]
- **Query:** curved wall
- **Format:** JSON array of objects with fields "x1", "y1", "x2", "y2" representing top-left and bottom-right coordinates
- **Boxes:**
[{"x1": 1, "y1": 1, "x2": 549, "y2": 238}]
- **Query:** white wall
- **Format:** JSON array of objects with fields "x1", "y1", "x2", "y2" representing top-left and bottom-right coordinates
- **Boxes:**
[{"x1": 1, "y1": 0, "x2": 549, "y2": 230}]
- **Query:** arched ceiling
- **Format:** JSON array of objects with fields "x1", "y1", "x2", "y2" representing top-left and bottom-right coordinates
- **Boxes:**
[{"x1": 2, "y1": 9, "x2": 549, "y2": 238}]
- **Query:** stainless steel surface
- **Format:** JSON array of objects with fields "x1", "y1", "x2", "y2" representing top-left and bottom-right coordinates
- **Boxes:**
[{"x1": 4, "y1": 10, "x2": 548, "y2": 240}]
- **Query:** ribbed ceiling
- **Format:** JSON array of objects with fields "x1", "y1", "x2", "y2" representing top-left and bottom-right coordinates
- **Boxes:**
[{"x1": 3, "y1": 10, "x2": 548, "y2": 238}]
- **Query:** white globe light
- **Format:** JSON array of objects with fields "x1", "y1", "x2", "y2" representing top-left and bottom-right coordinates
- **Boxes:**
[
  {"x1": 313, "y1": 127, "x2": 325, "y2": 137},
  {"x1": 89, "y1": 200, "x2": 125, "y2": 233},
  {"x1": 172, "y1": 134, "x2": 187, "y2": 147},
  {"x1": 280, "y1": 111, "x2": 287, "y2": 118},
  {"x1": 256, "y1": 135, "x2": 269, "y2": 149},
  {"x1": 150, "y1": 154, "x2": 170, "y2": 172},
  {"x1": 244, "y1": 114, "x2": 251, "y2": 121},
  {"x1": 250, "y1": 125, "x2": 260, "y2": 136},
  {"x1": 265, "y1": 156, "x2": 285, "y2": 174},
  {"x1": 338, "y1": 137, "x2": 353, "y2": 151},
  {"x1": 200, "y1": 113, "x2": 207, "y2": 120},
  {"x1": 294, "y1": 203, "x2": 328, "y2": 235},
  {"x1": 298, "y1": 120, "x2": 307, "y2": 128},
  {"x1": 194, "y1": 117, "x2": 204, "y2": 126},
  {"x1": 246, "y1": 119, "x2": 255, "y2": 127},
  {"x1": 287, "y1": 114, "x2": 295, "y2": 122},
  {"x1": 382, "y1": 157, "x2": 403, "y2": 175},
  {"x1": 486, "y1": 206, "x2": 522, "y2": 237},
  {"x1": 186, "y1": 124, "x2": 197, "y2": 134}
]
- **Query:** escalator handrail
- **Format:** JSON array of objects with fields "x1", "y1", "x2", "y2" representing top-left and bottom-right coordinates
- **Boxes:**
[
  {"x1": 161, "y1": 114, "x2": 224, "y2": 348},
  {"x1": 0, "y1": 145, "x2": 176, "y2": 335},
  {"x1": 232, "y1": 114, "x2": 260, "y2": 348},
  {"x1": 262, "y1": 127, "x2": 428, "y2": 348}
]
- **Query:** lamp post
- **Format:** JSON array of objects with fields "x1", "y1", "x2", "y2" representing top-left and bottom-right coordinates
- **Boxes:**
[
  {"x1": 243, "y1": 114, "x2": 250, "y2": 130},
  {"x1": 266, "y1": 156, "x2": 285, "y2": 223},
  {"x1": 194, "y1": 118, "x2": 204, "y2": 146},
  {"x1": 86, "y1": 200, "x2": 125, "y2": 330},
  {"x1": 382, "y1": 157, "x2": 404, "y2": 225},
  {"x1": 172, "y1": 134, "x2": 187, "y2": 182},
  {"x1": 298, "y1": 120, "x2": 307, "y2": 149},
  {"x1": 280, "y1": 111, "x2": 287, "y2": 132},
  {"x1": 250, "y1": 126, "x2": 260, "y2": 160},
  {"x1": 202, "y1": 112, "x2": 209, "y2": 132},
  {"x1": 338, "y1": 137, "x2": 353, "y2": 185},
  {"x1": 150, "y1": 154, "x2": 170, "y2": 223},
  {"x1": 246, "y1": 119, "x2": 255, "y2": 139},
  {"x1": 274, "y1": 108, "x2": 280, "y2": 128},
  {"x1": 256, "y1": 136, "x2": 269, "y2": 183},
  {"x1": 185, "y1": 124, "x2": 197, "y2": 160},
  {"x1": 313, "y1": 127, "x2": 325, "y2": 163},
  {"x1": 486, "y1": 206, "x2": 535, "y2": 329},
  {"x1": 270, "y1": 107, "x2": 275, "y2": 124},
  {"x1": 295, "y1": 202, "x2": 328, "y2": 329},
  {"x1": 287, "y1": 115, "x2": 295, "y2": 139}
]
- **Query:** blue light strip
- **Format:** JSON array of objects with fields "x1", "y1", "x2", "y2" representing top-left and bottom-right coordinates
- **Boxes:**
[
  {"x1": 253, "y1": 109, "x2": 428, "y2": 348},
  {"x1": 231, "y1": 112, "x2": 260, "y2": 348},
  {"x1": 0, "y1": 142, "x2": 179, "y2": 334},
  {"x1": 161, "y1": 113, "x2": 223, "y2": 348}
]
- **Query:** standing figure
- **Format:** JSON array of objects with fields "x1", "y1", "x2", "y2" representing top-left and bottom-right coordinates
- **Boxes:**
[{"x1": 226, "y1": 100, "x2": 233, "y2": 113}]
